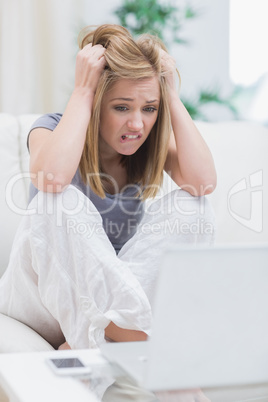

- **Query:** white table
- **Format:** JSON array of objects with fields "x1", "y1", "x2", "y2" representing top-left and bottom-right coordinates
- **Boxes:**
[
  {"x1": 1, "y1": 349, "x2": 268, "y2": 402},
  {"x1": 0, "y1": 349, "x2": 105, "y2": 402}
]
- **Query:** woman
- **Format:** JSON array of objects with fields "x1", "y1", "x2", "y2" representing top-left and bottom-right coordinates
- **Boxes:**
[{"x1": 0, "y1": 24, "x2": 216, "y2": 350}]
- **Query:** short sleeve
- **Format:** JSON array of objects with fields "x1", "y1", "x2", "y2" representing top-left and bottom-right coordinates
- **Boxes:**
[{"x1": 27, "y1": 113, "x2": 63, "y2": 150}]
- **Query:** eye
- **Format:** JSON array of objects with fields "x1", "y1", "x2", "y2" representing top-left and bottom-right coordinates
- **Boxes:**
[
  {"x1": 115, "y1": 106, "x2": 128, "y2": 112},
  {"x1": 143, "y1": 106, "x2": 157, "y2": 113}
]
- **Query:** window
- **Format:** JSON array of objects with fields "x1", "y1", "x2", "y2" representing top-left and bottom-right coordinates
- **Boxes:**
[{"x1": 229, "y1": 0, "x2": 268, "y2": 86}]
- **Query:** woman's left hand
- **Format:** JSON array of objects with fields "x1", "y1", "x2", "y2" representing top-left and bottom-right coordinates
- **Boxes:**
[
  {"x1": 160, "y1": 49, "x2": 178, "y2": 94},
  {"x1": 58, "y1": 341, "x2": 71, "y2": 350}
]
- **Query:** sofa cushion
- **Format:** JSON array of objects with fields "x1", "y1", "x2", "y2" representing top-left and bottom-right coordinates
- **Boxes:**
[
  {"x1": 18, "y1": 114, "x2": 40, "y2": 174},
  {"x1": 0, "y1": 114, "x2": 40, "y2": 277},
  {"x1": 0, "y1": 114, "x2": 27, "y2": 276},
  {"x1": 196, "y1": 121, "x2": 268, "y2": 244},
  {"x1": 0, "y1": 313, "x2": 54, "y2": 352}
]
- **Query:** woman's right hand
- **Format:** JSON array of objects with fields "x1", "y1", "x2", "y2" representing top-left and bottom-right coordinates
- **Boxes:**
[
  {"x1": 74, "y1": 43, "x2": 106, "y2": 96},
  {"x1": 29, "y1": 45, "x2": 106, "y2": 194}
]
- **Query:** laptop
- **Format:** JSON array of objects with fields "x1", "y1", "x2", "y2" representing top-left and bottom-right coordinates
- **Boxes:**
[{"x1": 101, "y1": 245, "x2": 268, "y2": 391}]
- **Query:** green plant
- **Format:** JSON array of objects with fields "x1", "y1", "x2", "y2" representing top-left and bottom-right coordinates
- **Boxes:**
[
  {"x1": 114, "y1": 0, "x2": 199, "y2": 46},
  {"x1": 114, "y1": 0, "x2": 238, "y2": 120},
  {"x1": 182, "y1": 88, "x2": 239, "y2": 120}
]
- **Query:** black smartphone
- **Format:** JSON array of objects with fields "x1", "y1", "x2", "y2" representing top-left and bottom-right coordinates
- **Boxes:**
[{"x1": 46, "y1": 357, "x2": 92, "y2": 376}]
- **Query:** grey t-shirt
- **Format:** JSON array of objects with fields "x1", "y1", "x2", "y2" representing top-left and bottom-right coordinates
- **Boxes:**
[{"x1": 28, "y1": 113, "x2": 144, "y2": 253}]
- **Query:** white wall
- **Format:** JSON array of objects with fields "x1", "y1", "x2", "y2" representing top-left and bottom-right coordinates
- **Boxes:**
[
  {"x1": 0, "y1": 0, "x2": 233, "y2": 117},
  {"x1": 0, "y1": 0, "x2": 83, "y2": 114},
  {"x1": 172, "y1": 0, "x2": 232, "y2": 97}
]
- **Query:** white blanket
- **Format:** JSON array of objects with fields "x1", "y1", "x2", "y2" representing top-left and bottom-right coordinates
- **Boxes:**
[{"x1": 0, "y1": 185, "x2": 215, "y2": 349}]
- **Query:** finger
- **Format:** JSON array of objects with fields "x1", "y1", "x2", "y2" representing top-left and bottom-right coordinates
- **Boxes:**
[
  {"x1": 98, "y1": 54, "x2": 107, "y2": 67},
  {"x1": 95, "y1": 47, "x2": 106, "y2": 58},
  {"x1": 91, "y1": 44, "x2": 106, "y2": 53},
  {"x1": 81, "y1": 43, "x2": 105, "y2": 56},
  {"x1": 82, "y1": 43, "x2": 92, "y2": 50},
  {"x1": 90, "y1": 46, "x2": 106, "y2": 60}
]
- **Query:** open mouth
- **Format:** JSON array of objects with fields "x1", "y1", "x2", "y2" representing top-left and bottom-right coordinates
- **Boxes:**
[{"x1": 120, "y1": 134, "x2": 142, "y2": 143}]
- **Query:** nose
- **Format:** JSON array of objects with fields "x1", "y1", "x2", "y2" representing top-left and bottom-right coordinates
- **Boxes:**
[{"x1": 127, "y1": 112, "x2": 143, "y2": 131}]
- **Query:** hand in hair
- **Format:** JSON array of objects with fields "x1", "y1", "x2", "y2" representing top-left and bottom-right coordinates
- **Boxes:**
[
  {"x1": 160, "y1": 51, "x2": 217, "y2": 195},
  {"x1": 75, "y1": 43, "x2": 106, "y2": 96},
  {"x1": 160, "y1": 49, "x2": 178, "y2": 95}
]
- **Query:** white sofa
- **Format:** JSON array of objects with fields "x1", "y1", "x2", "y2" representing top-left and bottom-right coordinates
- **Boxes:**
[{"x1": 0, "y1": 113, "x2": 268, "y2": 353}]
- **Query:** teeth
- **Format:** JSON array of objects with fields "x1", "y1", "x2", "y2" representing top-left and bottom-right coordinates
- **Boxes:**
[{"x1": 122, "y1": 135, "x2": 139, "y2": 139}]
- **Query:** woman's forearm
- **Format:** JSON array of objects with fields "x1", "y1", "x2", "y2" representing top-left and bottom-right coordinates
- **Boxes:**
[
  {"x1": 30, "y1": 43, "x2": 106, "y2": 193},
  {"x1": 167, "y1": 93, "x2": 217, "y2": 195},
  {"x1": 160, "y1": 49, "x2": 217, "y2": 196},
  {"x1": 57, "y1": 322, "x2": 148, "y2": 349},
  {"x1": 105, "y1": 322, "x2": 148, "y2": 343},
  {"x1": 29, "y1": 89, "x2": 93, "y2": 192}
]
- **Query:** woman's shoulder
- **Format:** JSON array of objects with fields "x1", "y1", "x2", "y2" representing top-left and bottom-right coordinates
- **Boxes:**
[
  {"x1": 30, "y1": 113, "x2": 63, "y2": 132},
  {"x1": 27, "y1": 113, "x2": 63, "y2": 150}
]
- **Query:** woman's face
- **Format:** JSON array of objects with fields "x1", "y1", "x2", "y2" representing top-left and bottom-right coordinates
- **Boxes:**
[{"x1": 99, "y1": 76, "x2": 160, "y2": 158}]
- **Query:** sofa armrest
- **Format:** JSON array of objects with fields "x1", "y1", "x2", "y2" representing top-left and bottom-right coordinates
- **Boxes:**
[{"x1": 0, "y1": 313, "x2": 54, "y2": 353}]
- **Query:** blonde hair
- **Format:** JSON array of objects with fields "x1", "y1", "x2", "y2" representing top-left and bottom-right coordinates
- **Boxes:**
[{"x1": 78, "y1": 24, "x2": 175, "y2": 199}]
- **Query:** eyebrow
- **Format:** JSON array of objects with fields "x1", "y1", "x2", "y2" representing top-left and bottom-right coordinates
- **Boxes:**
[{"x1": 110, "y1": 97, "x2": 159, "y2": 103}]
